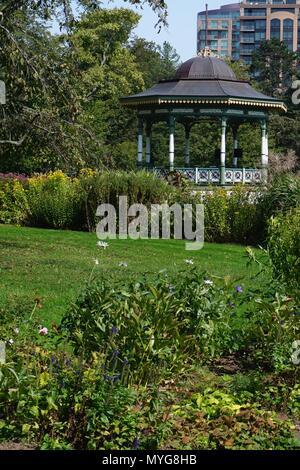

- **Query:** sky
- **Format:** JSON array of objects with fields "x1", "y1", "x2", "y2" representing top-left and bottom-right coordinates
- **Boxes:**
[{"x1": 101, "y1": 1, "x2": 224, "y2": 61}]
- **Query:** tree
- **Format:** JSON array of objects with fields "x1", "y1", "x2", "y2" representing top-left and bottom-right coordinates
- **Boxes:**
[
  {"x1": 225, "y1": 58, "x2": 250, "y2": 82},
  {"x1": 0, "y1": 11, "x2": 85, "y2": 172},
  {"x1": 0, "y1": 1, "x2": 168, "y2": 28},
  {"x1": 251, "y1": 39, "x2": 299, "y2": 96},
  {"x1": 130, "y1": 38, "x2": 180, "y2": 88},
  {"x1": 67, "y1": 8, "x2": 145, "y2": 167}
]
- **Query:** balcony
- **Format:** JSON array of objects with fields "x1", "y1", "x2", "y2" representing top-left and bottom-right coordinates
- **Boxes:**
[{"x1": 240, "y1": 37, "x2": 255, "y2": 43}]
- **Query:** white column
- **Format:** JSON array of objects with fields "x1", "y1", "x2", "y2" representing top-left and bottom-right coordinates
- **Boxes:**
[
  {"x1": 233, "y1": 129, "x2": 238, "y2": 168},
  {"x1": 146, "y1": 124, "x2": 151, "y2": 166},
  {"x1": 184, "y1": 128, "x2": 190, "y2": 166},
  {"x1": 169, "y1": 116, "x2": 175, "y2": 171},
  {"x1": 261, "y1": 120, "x2": 269, "y2": 183},
  {"x1": 220, "y1": 117, "x2": 227, "y2": 185},
  {"x1": 137, "y1": 119, "x2": 143, "y2": 167}
]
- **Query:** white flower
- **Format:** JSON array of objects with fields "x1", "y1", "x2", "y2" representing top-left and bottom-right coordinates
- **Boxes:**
[
  {"x1": 8, "y1": 339, "x2": 14, "y2": 345},
  {"x1": 39, "y1": 327, "x2": 48, "y2": 336},
  {"x1": 118, "y1": 262, "x2": 128, "y2": 267},
  {"x1": 185, "y1": 259, "x2": 194, "y2": 265},
  {"x1": 14, "y1": 328, "x2": 19, "y2": 335},
  {"x1": 204, "y1": 279, "x2": 213, "y2": 286},
  {"x1": 93, "y1": 258, "x2": 99, "y2": 265},
  {"x1": 97, "y1": 241, "x2": 109, "y2": 249}
]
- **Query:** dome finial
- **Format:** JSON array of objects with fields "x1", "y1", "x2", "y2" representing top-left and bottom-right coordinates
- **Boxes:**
[{"x1": 198, "y1": 47, "x2": 218, "y2": 58}]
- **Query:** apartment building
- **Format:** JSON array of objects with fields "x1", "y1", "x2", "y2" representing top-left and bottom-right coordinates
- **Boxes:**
[{"x1": 197, "y1": 1, "x2": 300, "y2": 63}]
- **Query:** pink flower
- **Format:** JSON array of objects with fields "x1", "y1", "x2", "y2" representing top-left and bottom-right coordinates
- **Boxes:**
[{"x1": 39, "y1": 327, "x2": 48, "y2": 336}]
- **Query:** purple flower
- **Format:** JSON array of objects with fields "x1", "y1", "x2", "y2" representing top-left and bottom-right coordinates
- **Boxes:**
[
  {"x1": 236, "y1": 285, "x2": 243, "y2": 293},
  {"x1": 133, "y1": 437, "x2": 139, "y2": 450},
  {"x1": 111, "y1": 326, "x2": 118, "y2": 335}
]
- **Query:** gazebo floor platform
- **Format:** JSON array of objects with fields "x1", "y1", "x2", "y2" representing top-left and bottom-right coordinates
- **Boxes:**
[{"x1": 149, "y1": 167, "x2": 263, "y2": 186}]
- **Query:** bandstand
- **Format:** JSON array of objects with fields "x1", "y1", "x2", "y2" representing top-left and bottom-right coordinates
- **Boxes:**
[{"x1": 121, "y1": 50, "x2": 287, "y2": 185}]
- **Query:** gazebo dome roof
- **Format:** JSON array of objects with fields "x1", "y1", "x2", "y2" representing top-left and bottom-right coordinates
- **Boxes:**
[
  {"x1": 121, "y1": 52, "x2": 287, "y2": 112},
  {"x1": 175, "y1": 56, "x2": 237, "y2": 81}
]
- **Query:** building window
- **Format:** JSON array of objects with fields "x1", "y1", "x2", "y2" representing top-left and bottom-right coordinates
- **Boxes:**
[
  {"x1": 271, "y1": 8, "x2": 295, "y2": 13},
  {"x1": 210, "y1": 20, "x2": 218, "y2": 29},
  {"x1": 209, "y1": 30, "x2": 219, "y2": 40},
  {"x1": 255, "y1": 19, "x2": 266, "y2": 30},
  {"x1": 270, "y1": 19, "x2": 281, "y2": 40},
  {"x1": 244, "y1": 9, "x2": 266, "y2": 17},
  {"x1": 241, "y1": 20, "x2": 255, "y2": 31},
  {"x1": 283, "y1": 18, "x2": 294, "y2": 51},
  {"x1": 220, "y1": 31, "x2": 228, "y2": 39},
  {"x1": 241, "y1": 33, "x2": 255, "y2": 43},
  {"x1": 255, "y1": 31, "x2": 266, "y2": 41}
]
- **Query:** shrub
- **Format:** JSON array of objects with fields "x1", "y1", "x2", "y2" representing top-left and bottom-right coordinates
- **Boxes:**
[
  {"x1": 77, "y1": 169, "x2": 176, "y2": 231},
  {"x1": 267, "y1": 206, "x2": 300, "y2": 295},
  {"x1": 201, "y1": 186, "x2": 261, "y2": 244},
  {"x1": 268, "y1": 150, "x2": 298, "y2": 181},
  {"x1": 61, "y1": 269, "x2": 300, "y2": 375},
  {"x1": 60, "y1": 274, "x2": 193, "y2": 384},
  {"x1": 0, "y1": 179, "x2": 29, "y2": 225},
  {"x1": 27, "y1": 171, "x2": 80, "y2": 229},
  {"x1": 260, "y1": 173, "x2": 300, "y2": 219}
]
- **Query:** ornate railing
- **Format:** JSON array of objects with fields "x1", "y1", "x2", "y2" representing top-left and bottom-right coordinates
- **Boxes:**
[{"x1": 153, "y1": 168, "x2": 262, "y2": 185}]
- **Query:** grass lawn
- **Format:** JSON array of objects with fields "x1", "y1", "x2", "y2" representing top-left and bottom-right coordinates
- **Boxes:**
[{"x1": 0, "y1": 224, "x2": 267, "y2": 325}]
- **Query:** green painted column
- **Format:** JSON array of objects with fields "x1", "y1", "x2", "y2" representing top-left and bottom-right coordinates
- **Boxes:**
[
  {"x1": 145, "y1": 122, "x2": 152, "y2": 167},
  {"x1": 220, "y1": 117, "x2": 227, "y2": 185},
  {"x1": 232, "y1": 126, "x2": 239, "y2": 168},
  {"x1": 261, "y1": 120, "x2": 268, "y2": 184},
  {"x1": 169, "y1": 115, "x2": 175, "y2": 171},
  {"x1": 137, "y1": 118, "x2": 143, "y2": 168},
  {"x1": 184, "y1": 126, "x2": 191, "y2": 166}
]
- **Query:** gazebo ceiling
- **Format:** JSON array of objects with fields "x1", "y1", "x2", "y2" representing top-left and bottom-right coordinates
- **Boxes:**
[{"x1": 121, "y1": 55, "x2": 287, "y2": 112}]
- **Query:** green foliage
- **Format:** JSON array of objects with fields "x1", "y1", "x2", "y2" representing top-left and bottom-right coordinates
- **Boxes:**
[
  {"x1": 130, "y1": 38, "x2": 180, "y2": 88},
  {"x1": 61, "y1": 268, "x2": 300, "y2": 375},
  {"x1": 251, "y1": 39, "x2": 299, "y2": 96},
  {"x1": 0, "y1": 178, "x2": 29, "y2": 225},
  {"x1": 60, "y1": 274, "x2": 192, "y2": 384},
  {"x1": 202, "y1": 186, "x2": 261, "y2": 244},
  {"x1": 1, "y1": 264, "x2": 300, "y2": 449},
  {"x1": 27, "y1": 171, "x2": 79, "y2": 229},
  {"x1": 171, "y1": 389, "x2": 298, "y2": 450},
  {"x1": 0, "y1": 4, "x2": 173, "y2": 173},
  {"x1": 77, "y1": 169, "x2": 175, "y2": 231},
  {"x1": 267, "y1": 206, "x2": 300, "y2": 294},
  {"x1": 261, "y1": 173, "x2": 300, "y2": 218}
]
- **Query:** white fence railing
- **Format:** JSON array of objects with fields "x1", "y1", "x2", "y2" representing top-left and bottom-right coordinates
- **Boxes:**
[{"x1": 153, "y1": 168, "x2": 262, "y2": 185}]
